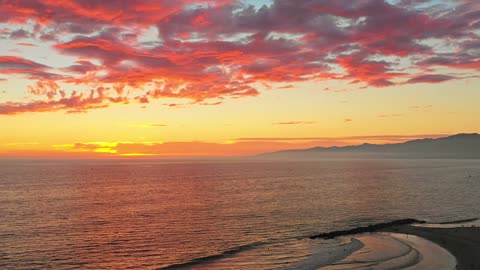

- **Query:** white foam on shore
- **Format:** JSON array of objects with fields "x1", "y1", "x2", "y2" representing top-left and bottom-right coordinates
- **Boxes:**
[
  {"x1": 282, "y1": 238, "x2": 364, "y2": 270},
  {"x1": 390, "y1": 233, "x2": 456, "y2": 269},
  {"x1": 167, "y1": 231, "x2": 457, "y2": 269},
  {"x1": 413, "y1": 218, "x2": 480, "y2": 228},
  {"x1": 189, "y1": 237, "x2": 365, "y2": 270},
  {"x1": 317, "y1": 232, "x2": 456, "y2": 270}
]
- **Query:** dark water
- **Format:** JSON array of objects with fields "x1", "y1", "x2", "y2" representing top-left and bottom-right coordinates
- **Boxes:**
[{"x1": 1, "y1": 159, "x2": 479, "y2": 269}]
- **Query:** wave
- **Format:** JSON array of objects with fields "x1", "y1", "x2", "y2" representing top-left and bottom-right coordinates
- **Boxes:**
[
  {"x1": 439, "y1": 217, "x2": 478, "y2": 224},
  {"x1": 281, "y1": 238, "x2": 365, "y2": 270},
  {"x1": 413, "y1": 217, "x2": 480, "y2": 228},
  {"x1": 159, "y1": 217, "x2": 460, "y2": 269},
  {"x1": 378, "y1": 233, "x2": 456, "y2": 269},
  {"x1": 158, "y1": 241, "x2": 266, "y2": 269},
  {"x1": 314, "y1": 233, "x2": 456, "y2": 270},
  {"x1": 309, "y1": 218, "x2": 425, "y2": 239},
  {"x1": 331, "y1": 234, "x2": 423, "y2": 269}
]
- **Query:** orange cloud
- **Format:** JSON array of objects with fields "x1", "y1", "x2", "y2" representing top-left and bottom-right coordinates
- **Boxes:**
[
  {"x1": 273, "y1": 121, "x2": 317, "y2": 125},
  {"x1": 0, "y1": 134, "x2": 453, "y2": 158},
  {"x1": 236, "y1": 134, "x2": 450, "y2": 144},
  {"x1": 49, "y1": 140, "x2": 330, "y2": 157}
]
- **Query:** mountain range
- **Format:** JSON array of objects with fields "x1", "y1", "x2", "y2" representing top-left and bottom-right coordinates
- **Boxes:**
[{"x1": 258, "y1": 133, "x2": 480, "y2": 159}]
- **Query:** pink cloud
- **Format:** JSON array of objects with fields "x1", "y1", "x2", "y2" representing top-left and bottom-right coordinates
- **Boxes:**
[
  {"x1": 407, "y1": 74, "x2": 457, "y2": 84},
  {"x1": 0, "y1": 56, "x2": 47, "y2": 71},
  {"x1": 9, "y1": 29, "x2": 30, "y2": 39},
  {"x1": 0, "y1": 0, "x2": 478, "y2": 114},
  {"x1": 0, "y1": 56, "x2": 61, "y2": 80},
  {"x1": 16, "y1": 42, "x2": 36, "y2": 47},
  {"x1": 0, "y1": 87, "x2": 128, "y2": 115}
]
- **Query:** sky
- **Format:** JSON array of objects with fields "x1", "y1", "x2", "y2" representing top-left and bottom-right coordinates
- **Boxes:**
[{"x1": 0, "y1": 0, "x2": 479, "y2": 157}]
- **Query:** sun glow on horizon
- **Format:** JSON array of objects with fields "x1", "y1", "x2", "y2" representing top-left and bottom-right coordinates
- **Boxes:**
[{"x1": 1, "y1": 0, "x2": 479, "y2": 157}]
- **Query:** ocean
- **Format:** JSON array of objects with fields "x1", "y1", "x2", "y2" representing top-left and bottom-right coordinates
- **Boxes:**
[{"x1": 1, "y1": 158, "x2": 479, "y2": 269}]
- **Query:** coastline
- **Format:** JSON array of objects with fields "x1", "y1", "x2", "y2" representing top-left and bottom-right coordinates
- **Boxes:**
[
  {"x1": 382, "y1": 225, "x2": 480, "y2": 270},
  {"x1": 308, "y1": 219, "x2": 480, "y2": 269}
]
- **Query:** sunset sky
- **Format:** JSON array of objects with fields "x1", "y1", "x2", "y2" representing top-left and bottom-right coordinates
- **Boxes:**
[{"x1": 1, "y1": 0, "x2": 479, "y2": 157}]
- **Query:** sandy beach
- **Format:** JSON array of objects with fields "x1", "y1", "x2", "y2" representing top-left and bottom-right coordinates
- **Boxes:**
[
  {"x1": 309, "y1": 219, "x2": 480, "y2": 269},
  {"x1": 383, "y1": 225, "x2": 480, "y2": 270}
]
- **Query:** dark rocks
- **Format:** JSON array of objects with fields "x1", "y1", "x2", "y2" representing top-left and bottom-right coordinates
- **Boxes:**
[{"x1": 309, "y1": 218, "x2": 425, "y2": 240}]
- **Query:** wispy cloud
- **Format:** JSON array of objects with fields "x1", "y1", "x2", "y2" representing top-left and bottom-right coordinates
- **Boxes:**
[
  {"x1": 236, "y1": 134, "x2": 450, "y2": 142},
  {"x1": 128, "y1": 124, "x2": 167, "y2": 128},
  {"x1": 273, "y1": 121, "x2": 316, "y2": 125},
  {"x1": 11, "y1": 133, "x2": 451, "y2": 157},
  {"x1": 48, "y1": 140, "x2": 330, "y2": 157},
  {"x1": 277, "y1": 84, "x2": 295, "y2": 89},
  {"x1": 16, "y1": 43, "x2": 36, "y2": 47},
  {"x1": 406, "y1": 74, "x2": 458, "y2": 84},
  {"x1": 378, "y1": 114, "x2": 404, "y2": 118}
]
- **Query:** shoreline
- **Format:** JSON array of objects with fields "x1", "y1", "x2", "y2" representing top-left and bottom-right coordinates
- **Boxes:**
[
  {"x1": 382, "y1": 225, "x2": 480, "y2": 270},
  {"x1": 308, "y1": 218, "x2": 480, "y2": 269}
]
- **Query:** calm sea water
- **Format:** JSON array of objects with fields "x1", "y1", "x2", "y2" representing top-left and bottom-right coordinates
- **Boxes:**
[{"x1": 1, "y1": 159, "x2": 479, "y2": 269}]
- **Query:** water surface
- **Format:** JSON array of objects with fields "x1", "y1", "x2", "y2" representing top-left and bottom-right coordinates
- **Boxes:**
[{"x1": 1, "y1": 159, "x2": 479, "y2": 269}]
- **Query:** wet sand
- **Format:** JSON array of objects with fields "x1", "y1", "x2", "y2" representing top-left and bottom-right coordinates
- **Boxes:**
[{"x1": 382, "y1": 225, "x2": 480, "y2": 270}]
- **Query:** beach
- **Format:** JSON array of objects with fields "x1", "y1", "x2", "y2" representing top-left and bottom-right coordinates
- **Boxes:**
[
  {"x1": 383, "y1": 224, "x2": 480, "y2": 270},
  {"x1": 306, "y1": 218, "x2": 480, "y2": 269}
]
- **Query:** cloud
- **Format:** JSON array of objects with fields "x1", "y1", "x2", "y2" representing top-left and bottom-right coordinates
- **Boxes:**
[
  {"x1": 277, "y1": 84, "x2": 294, "y2": 89},
  {"x1": 410, "y1": 105, "x2": 433, "y2": 110},
  {"x1": 62, "y1": 60, "x2": 100, "y2": 74},
  {"x1": 344, "y1": 118, "x2": 353, "y2": 122},
  {"x1": 236, "y1": 134, "x2": 450, "y2": 142},
  {"x1": 273, "y1": 121, "x2": 316, "y2": 125},
  {"x1": 47, "y1": 140, "x2": 332, "y2": 157},
  {"x1": 27, "y1": 80, "x2": 61, "y2": 99},
  {"x1": 0, "y1": 0, "x2": 479, "y2": 114},
  {"x1": 3, "y1": 133, "x2": 449, "y2": 157},
  {"x1": 0, "y1": 56, "x2": 60, "y2": 80},
  {"x1": 9, "y1": 29, "x2": 30, "y2": 39},
  {"x1": 128, "y1": 124, "x2": 167, "y2": 128},
  {"x1": 407, "y1": 74, "x2": 457, "y2": 84},
  {"x1": 0, "y1": 87, "x2": 128, "y2": 115},
  {"x1": 16, "y1": 43, "x2": 36, "y2": 47},
  {"x1": 378, "y1": 114, "x2": 404, "y2": 118},
  {"x1": 0, "y1": 56, "x2": 47, "y2": 71}
]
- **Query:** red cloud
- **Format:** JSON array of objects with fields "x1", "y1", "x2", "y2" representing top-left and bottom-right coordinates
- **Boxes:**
[
  {"x1": 27, "y1": 80, "x2": 61, "y2": 99},
  {"x1": 63, "y1": 60, "x2": 100, "y2": 74},
  {"x1": 0, "y1": 56, "x2": 60, "y2": 80},
  {"x1": 0, "y1": 56, "x2": 46, "y2": 71},
  {"x1": 0, "y1": 0, "x2": 479, "y2": 114},
  {"x1": 16, "y1": 42, "x2": 36, "y2": 47},
  {"x1": 0, "y1": 88, "x2": 128, "y2": 115}
]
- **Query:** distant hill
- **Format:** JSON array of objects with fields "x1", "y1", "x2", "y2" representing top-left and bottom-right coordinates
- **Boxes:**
[{"x1": 257, "y1": 133, "x2": 480, "y2": 159}]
